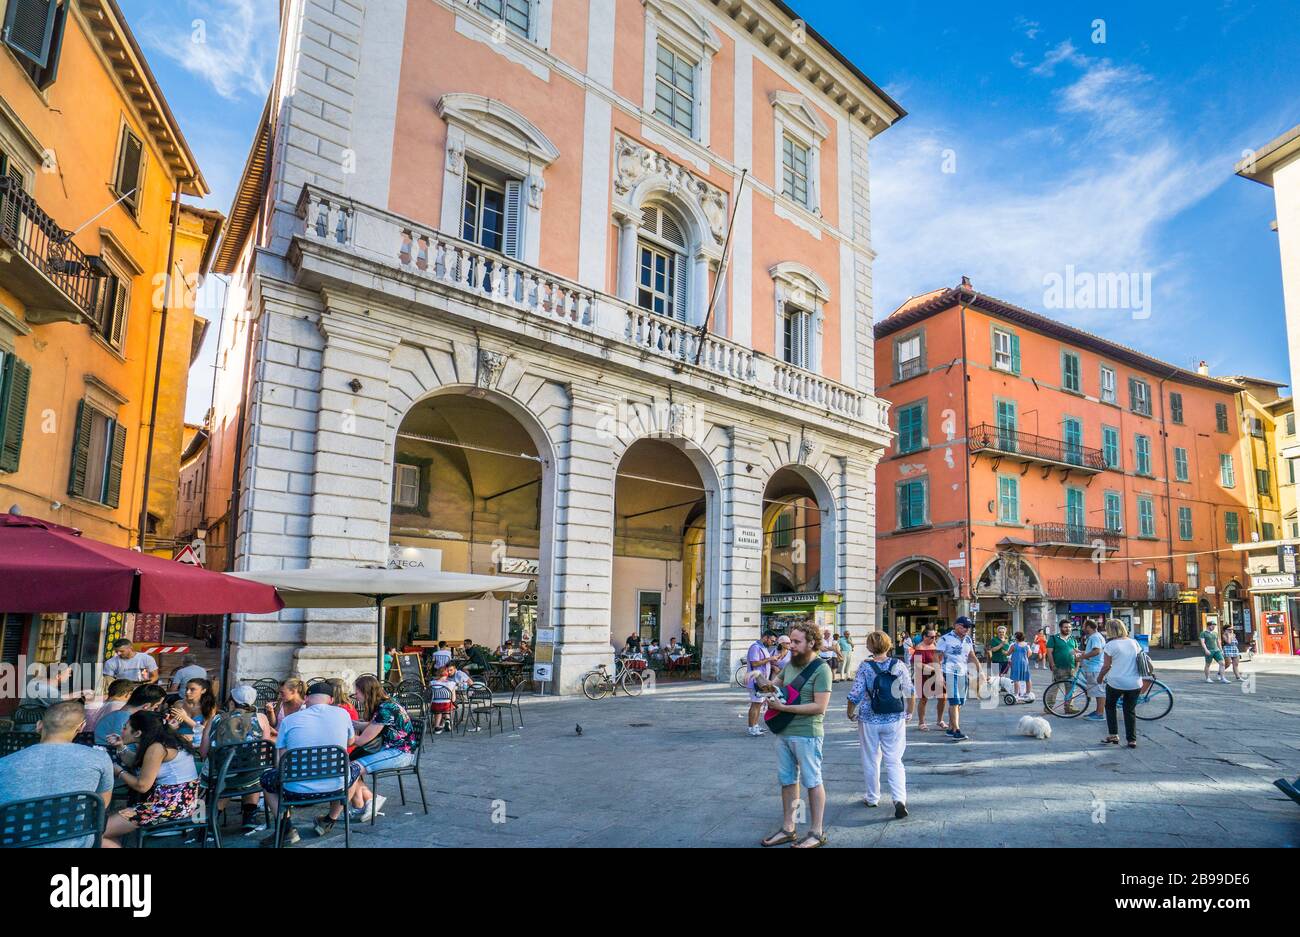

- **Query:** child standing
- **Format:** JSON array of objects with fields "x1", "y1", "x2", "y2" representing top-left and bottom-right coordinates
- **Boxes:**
[{"x1": 1009, "y1": 632, "x2": 1032, "y2": 699}]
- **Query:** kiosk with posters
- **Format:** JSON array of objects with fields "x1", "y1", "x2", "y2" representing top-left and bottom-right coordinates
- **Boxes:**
[{"x1": 760, "y1": 592, "x2": 841, "y2": 637}]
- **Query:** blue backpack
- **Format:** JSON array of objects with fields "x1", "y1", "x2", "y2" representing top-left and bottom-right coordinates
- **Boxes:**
[{"x1": 867, "y1": 660, "x2": 905, "y2": 715}]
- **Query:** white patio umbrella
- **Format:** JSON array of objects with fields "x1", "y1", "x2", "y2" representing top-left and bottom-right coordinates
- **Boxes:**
[{"x1": 232, "y1": 566, "x2": 532, "y2": 678}]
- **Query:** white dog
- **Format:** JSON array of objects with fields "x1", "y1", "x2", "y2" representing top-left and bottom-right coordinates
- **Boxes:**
[{"x1": 1016, "y1": 715, "x2": 1052, "y2": 740}]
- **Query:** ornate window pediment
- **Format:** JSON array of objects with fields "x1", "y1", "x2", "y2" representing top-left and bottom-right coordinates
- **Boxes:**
[{"x1": 612, "y1": 133, "x2": 727, "y2": 250}]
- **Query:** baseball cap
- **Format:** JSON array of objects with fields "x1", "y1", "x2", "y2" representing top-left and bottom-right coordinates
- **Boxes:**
[
  {"x1": 954, "y1": 616, "x2": 974, "y2": 627},
  {"x1": 777, "y1": 635, "x2": 791, "y2": 645},
  {"x1": 230, "y1": 685, "x2": 257, "y2": 706},
  {"x1": 306, "y1": 681, "x2": 335, "y2": 697}
]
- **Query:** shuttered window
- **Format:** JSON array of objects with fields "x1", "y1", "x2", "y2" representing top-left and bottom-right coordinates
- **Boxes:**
[
  {"x1": 67, "y1": 400, "x2": 126, "y2": 507},
  {"x1": 782, "y1": 305, "x2": 811, "y2": 368},
  {"x1": 2, "y1": 0, "x2": 58, "y2": 67},
  {"x1": 1104, "y1": 491, "x2": 1122, "y2": 532},
  {"x1": 476, "y1": 0, "x2": 530, "y2": 37},
  {"x1": 1135, "y1": 434, "x2": 1151, "y2": 476},
  {"x1": 113, "y1": 125, "x2": 144, "y2": 215},
  {"x1": 1215, "y1": 402, "x2": 1229, "y2": 432},
  {"x1": 897, "y1": 478, "x2": 927, "y2": 530},
  {"x1": 1061, "y1": 351, "x2": 1081, "y2": 392},
  {"x1": 1178, "y1": 506, "x2": 1193, "y2": 540},
  {"x1": 1219, "y1": 454, "x2": 1235, "y2": 488},
  {"x1": 1224, "y1": 511, "x2": 1240, "y2": 544},
  {"x1": 1138, "y1": 496, "x2": 1155, "y2": 538},
  {"x1": 1169, "y1": 391, "x2": 1184, "y2": 424},
  {"x1": 992, "y1": 328, "x2": 1020, "y2": 373},
  {"x1": 1099, "y1": 365, "x2": 1117, "y2": 403},
  {"x1": 1128, "y1": 378, "x2": 1151, "y2": 416},
  {"x1": 896, "y1": 402, "x2": 925, "y2": 454},
  {"x1": 1174, "y1": 447, "x2": 1188, "y2": 482},
  {"x1": 637, "y1": 204, "x2": 688, "y2": 322},
  {"x1": 1103, "y1": 426, "x2": 1120, "y2": 469},
  {"x1": 0, "y1": 349, "x2": 32, "y2": 473},
  {"x1": 92, "y1": 271, "x2": 128, "y2": 348},
  {"x1": 996, "y1": 399, "x2": 1017, "y2": 451},
  {"x1": 1063, "y1": 417, "x2": 1082, "y2": 465},
  {"x1": 998, "y1": 476, "x2": 1019, "y2": 524}
]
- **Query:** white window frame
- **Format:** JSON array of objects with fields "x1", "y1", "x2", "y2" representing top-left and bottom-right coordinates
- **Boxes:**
[
  {"x1": 992, "y1": 328, "x2": 1014, "y2": 372},
  {"x1": 1099, "y1": 364, "x2": 1117, "y2": 404},
  {"x1": 770, "y1": 91, "x2": 829, "y2": 216},
  {"x1": 436, "y1": 93, "x2": 559, "y2": 268},
  {"x1": 769, "y1": 262, "x2": 828, "y2": 374},
  {"x1": 642, "y1": 0, "x2": 720, "y2": 146},
  {"x1": 461, "y1": 0, "x2": 553, "y2": 48}
]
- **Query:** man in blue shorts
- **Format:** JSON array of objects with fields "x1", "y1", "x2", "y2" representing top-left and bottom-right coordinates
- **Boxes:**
[{"x1": 935, "y1": 616, "x2": 982, "y2": 741}]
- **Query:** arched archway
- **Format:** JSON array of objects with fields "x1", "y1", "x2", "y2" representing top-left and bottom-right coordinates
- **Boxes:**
[
  {"x1": 610, "y1": 433, "x2": 722, "y2": 678},
  {"x1": 880, "y1": 557, "x2": 958, "y2": 638},
  {"x1": 386, "y1": 388, "x2": 555, "y2": 658},
  {"x1": 760, "y1": 464, "x2": 838, "y2": 638}
]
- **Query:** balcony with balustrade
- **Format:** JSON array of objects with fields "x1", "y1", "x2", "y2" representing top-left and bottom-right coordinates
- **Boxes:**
[
  {"x1": 289, "y1": 184, "x2": 891, "y2": 436},
  {"x1": 1032, "y1": 523, "x2": 1122, "y2": 555},
  {"x1": 0, "y1": 176, "x2": 103, "y2": 326},
  {"x1": 968, "y1": 422, "x2": 1106, "y2": 475}
]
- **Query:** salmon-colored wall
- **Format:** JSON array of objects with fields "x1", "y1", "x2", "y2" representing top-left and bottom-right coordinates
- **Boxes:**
[{"x1": 875, "y1": 303, "x2": 1250, "y2": 602}]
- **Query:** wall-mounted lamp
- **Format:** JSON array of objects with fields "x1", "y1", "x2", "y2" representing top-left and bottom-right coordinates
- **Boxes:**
[{"x1": 348, "y1": 378, "x2": 363, "y2": 393}]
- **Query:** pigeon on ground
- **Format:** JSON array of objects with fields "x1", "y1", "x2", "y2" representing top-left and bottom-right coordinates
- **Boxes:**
[{"x1": 575, "y1": 724, "x2": 583, "y2": 736}]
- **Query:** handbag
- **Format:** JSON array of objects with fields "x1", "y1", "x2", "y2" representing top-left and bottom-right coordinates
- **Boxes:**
[{"x1": 763, "y1": 659, "x2": 826, "y2": 735}]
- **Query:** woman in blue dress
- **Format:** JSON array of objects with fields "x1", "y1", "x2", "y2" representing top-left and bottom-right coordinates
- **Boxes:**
[{"x1": 1009, "y1": 632, "x2": 1031, "y2": 699}]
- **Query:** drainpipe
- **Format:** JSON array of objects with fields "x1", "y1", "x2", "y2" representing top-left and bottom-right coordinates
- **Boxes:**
[
  {"x1": 137, "y1": 179, "x2": 184, "y2": 550},
  {"x1": 1156, "y1": 369, "x2": 1178, "y2": 645},
  {"x1": 958, "y1": 284, "x2": 975, "y2": 624}
]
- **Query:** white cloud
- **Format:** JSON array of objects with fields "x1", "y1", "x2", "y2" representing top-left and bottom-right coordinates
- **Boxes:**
[
  {"x1": 144, "y1": 0, "x2": 278, "y2": 101},
  {"x1": 869, "y1": 44, "x2": 1231, "y2": 346}
]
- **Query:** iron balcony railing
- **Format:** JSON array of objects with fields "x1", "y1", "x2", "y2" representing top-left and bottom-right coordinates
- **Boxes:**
[
  {"x1": 1047, "y1": 577, "x2": 1183, "y2": 602},
  {"x1": 1033, "y1": 523, "x2": 1122, "y2": 550},
  {"x1": 969, "y1": 422, "x2": 1107, "y2": 471},
  {"x1": 0, "y1": 176, "x2": 101, "y2": 322}
]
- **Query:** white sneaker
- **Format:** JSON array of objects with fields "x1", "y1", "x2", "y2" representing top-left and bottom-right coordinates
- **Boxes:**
[
  {"x1": 1206, "y1": 677, "x2": 1215, "y2": 683},
  {"x1": 747, "y1": 725, "x2": 763, "y2": 736},
  {"x1": 355, "y1": 794, "x2": 388, "y2": 822},
  {"x1": 1218, "y1": 676, "x2": 1230, "y2": 684}
]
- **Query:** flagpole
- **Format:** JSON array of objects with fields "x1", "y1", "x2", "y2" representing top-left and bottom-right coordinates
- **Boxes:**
[{"x1": 693, "y1": 169, "x2": 747, "y2": 366}]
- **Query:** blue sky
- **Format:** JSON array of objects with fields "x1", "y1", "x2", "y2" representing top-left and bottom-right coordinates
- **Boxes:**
[{"x1": 115, "y1": 1, "x2": 1300, "y2": 421}]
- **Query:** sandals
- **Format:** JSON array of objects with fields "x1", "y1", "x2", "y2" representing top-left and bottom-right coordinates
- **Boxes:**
[
  {"x1": 1127, "y1": 740, "x2": 1138, "y2": 749},
  {"x1": 791, "y1": 831, "x2": 827, "y2": 849},
  {"x1": 917, "y1": 723, "x2": 930, "y2": 731},
  {"x1": 761, "y1": 828, "x2": 797, "y2": 847},
  {"x1": 937, "y1": 720, "x2": 949, "y2": 730},
  {"x1": 1102, "y1": 736, "x2": 1120, "y2": 746}
]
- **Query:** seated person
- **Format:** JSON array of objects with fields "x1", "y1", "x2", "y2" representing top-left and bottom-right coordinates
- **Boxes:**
[
  {"x1": 431, "y1": 641, "x2": 453, "y2": 669},
  {"x1": 168, "y1": 655, "x2": 208, "y2": 691},
  {"x1": 430, "y1": 665, "x2": 458, "y2": 734},
  {"x1": 0, "y1": 700, "x2": 114, "y2": 848},
  {"x1": 95, "y1": 683, "x2": 167, "y2": 745},
  {"x1": 264, "y1": 678, "x2": 306, "y2": 730},
  {"x1": 258, "y1": 681, "x2": 362, "y2": 845},
  {"x1": 202, "y1": 685, "x2": 275, "y2": 834},
  {"x1": 462, "y1": 639, "x2": 491, "y2": 674},
  {"x1": 349, "y1": 675, "x2": 417, "y2": 821},
  {"x1": 170, "y1": 678, "x2": 216, "y2": 753},
  {"x1": 103, "y1": 710, "x2": 201, "y2": 847},
  {"x1": 84, "y1": 679, "x2": 134, "y2": 734}
]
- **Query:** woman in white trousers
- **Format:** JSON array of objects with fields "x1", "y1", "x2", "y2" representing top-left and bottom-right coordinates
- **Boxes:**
[{"x1": 846, "y1": 631, "x2": 914, "y2": 819}]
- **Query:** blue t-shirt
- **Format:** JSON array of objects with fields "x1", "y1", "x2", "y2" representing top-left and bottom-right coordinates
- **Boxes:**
[
  {"x1": 276, "y1": 704, "x2": 355, "y2": 795},
  {"x1": 0, "y1": 743, "x2": 114, "y2": 847},
  {"x1": 1081, "y1": 632, "x2": 1106, "y2": 672},
  {"x1": 935, "y1": 631, "x2": 974, "y2": 675}
]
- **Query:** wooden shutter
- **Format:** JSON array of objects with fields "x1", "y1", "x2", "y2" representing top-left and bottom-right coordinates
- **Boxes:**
[
  {"x1": 502, "y1": 179, "x2": 524, "y2": 260},
  {"x1": 897, "y1": 406, "x2": 913, "y2": 451},
  {"x1": 909, "y1": 481, "x2": 925, "y2": 526},
  {"x1": 1009, "y1": 333, "x2": 1021, "y2": 373},
  {"x1": 109, "y1": 278, "x2": 127, "y2": 347},
  {"x1": 104, "y1": 419, "x2": 126, "y2": 508},
  {"x1": 2, "y1": 0, "x2": 58, "y2": 68},
  {"x1": 115, "y1": 128, "x2": 143, "y2": 210},
  {"x1": 672, "y1": 252, "x2": 688, "y2": 322},
  {"x1": 67, "y1": 399, "x2": 90, "y2": 497},
  {"x1": 0, "y1": 353, "x2": 31, "y2": 473}
]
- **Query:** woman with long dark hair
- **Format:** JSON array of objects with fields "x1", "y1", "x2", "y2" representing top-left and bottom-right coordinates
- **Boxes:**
[
  {"x1": 102, "y1": 710, "x2": 201, "y2": 847},
  {"x1": 171, "y1": 677, "x2": 217, "y2": 752},
  {"x1": 348, "y1": 674, "x2": 416, "y2": 822}
]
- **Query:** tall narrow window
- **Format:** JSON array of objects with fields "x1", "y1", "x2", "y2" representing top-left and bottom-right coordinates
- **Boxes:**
[
  {"x1": 1128, "y1": 378, "x2": 1151, "y2": 416},
  {"x1": 462, "y1": 176, "x2": 506, "y2": 252},
  {"x1": 1215, "y1": 403, "x2": 1229, "y2": 432},
  {"x1": 996, "y1": 399, "x2": 1017, "y2": 452},
  {"x1": 1102, "y1": 426, "x2": 1120, "y2": 469},
  {"x1": 1063, "y1": 417, "x2": 1082, "y2": 465},
  {"x1": 1220, "y1": 454, "x2": 1235, "y2": 487},
  {"x1": 1061, "y1": 351, "x2": 1081, "y2": 393},
  {"x1": 998, "y1": 476, "x2": 1019, "y2": 524},
  {"x1": 1135, "y1": 434, "x2": 1151, "y2": 476},
  {"x1": 1186, "y1": 559, "x2": 1199, "y2": 589},
  {"x1": 67, "y1": 400, "x2": 125, "y2": 507},
  {"x1": 113, "y1": 124, "x2": 144, "y2": 216},
  {"x1": 781, "y1": 134, "x2": 811, "y2": 208},
  {"x1": 636, "y1": 204, "x2": 688, "y2": 322},
  {"x1": 1224, "y1": 511, "x2": 1240, "y2": 543},
  {"x1": 1066, "y1": 488, "x2": 1085, "y2": 542},
  {"x1": 1174, "y1": 447, "x2": 1189, "y2": 482},
  {"x1": 782, "y1": 305, "x2": 812, "y2": 368},
  {"x1": 0, "y1": 348, "x2": 32, "y2": 473},
  {"x1": 992, "y1": 328, "x2": 1019, "y2": 373},
  {"x1": 1104, "y1": 491, "x2": 1122, "y2": 532},
  {"x1": 1099, "y1": 365, "x2": 1116, "y2": 403},
  {"x1": 476, "y1": 0, "x2": 530, "y2": 37},
  {"x1": 1178, "y1": 506, "x2": 1193, "y2": 540},
  {"x1": 1138, "y1": 496, "x2": 1155, "y2": 538},
  {"x1": 1169, "y1": 391, "x2": 1184, "y2": 424},
  {"x1": 1257, "y1": 468, "x2": 1271, "y2": 498},
  {"x1": 92, "y1": 270, "x2": 128, "y2": 349},
  {"x1": 896, "y1": 402, "x2": 925, "y2": 455},
  {"x1": 895, "y1": 333, "x2": 924, "y2": 381},
  {"x1": 654, "y1": 43, "x2": 696, "y2": 137},
  {"x1": 1287, "y1": 412, "x2": 1296, "y2": 437},
  {"x1": 897, "y1": 478, "x2": 927, "y2": 530},
  {"x1": 394, "y1": 463, "x2": 420, "y2": 510}
]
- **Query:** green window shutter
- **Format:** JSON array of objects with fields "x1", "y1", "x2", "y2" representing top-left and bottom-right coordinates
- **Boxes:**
[
  {"x1": 909, "y1": 481, "x2": 925, "y2": 526},
  {"x1": 1010, "y1": 333, "x2": 1021, "y2": 374},
  {"x1": 0, "y1": 354, "x2": 31, "y2": 472},
  {"x1": 2, "y1": 0, "x2": 59, "y2": 69},
  {"x1": 104, "y1": 420, "x2": 126, "y2": 508},
  {"x1": 67, "y1": 400, "x2": 90, "y2": 497}
]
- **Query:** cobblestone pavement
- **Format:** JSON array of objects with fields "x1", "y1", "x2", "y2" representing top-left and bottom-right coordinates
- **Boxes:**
[{"x1": 231, "y1": 650, "x2": 1300, "y2": 848}]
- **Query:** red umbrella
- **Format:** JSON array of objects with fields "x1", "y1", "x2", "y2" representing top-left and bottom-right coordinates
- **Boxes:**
[{"x1": 0, "y1": 514, "x2": 283, "y2": 614}]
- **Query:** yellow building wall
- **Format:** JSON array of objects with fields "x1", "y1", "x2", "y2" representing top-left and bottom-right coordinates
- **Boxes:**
[{"x1": 0, "y1": 2, "x2": 209, "y2": 551}]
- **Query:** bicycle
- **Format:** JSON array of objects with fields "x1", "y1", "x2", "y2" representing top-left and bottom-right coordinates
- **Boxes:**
[
  {"x1": 1043, "y1": 670, "x2": 1173, "y2": 721},
  {"x1": 581, "y1": 660, "x2": 645, "y2": 700}
]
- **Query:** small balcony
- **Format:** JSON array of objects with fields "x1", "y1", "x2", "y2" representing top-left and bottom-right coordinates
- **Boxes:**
[
  {"x1": 1032, "y1": 523, "x2": 1122, "y2": 554},
  {"x1": 1047, "y1": 577, "x2": 1182, "y2": 602},
  {"x1": 0, "y1": 177, "x2": 102, "y2": 325},
  {"x1": 968, "y1": 422, "x2": 1106, "y2": 474}
]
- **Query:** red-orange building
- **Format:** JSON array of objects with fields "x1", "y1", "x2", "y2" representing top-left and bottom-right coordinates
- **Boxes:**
[{"x1": 874, "y1": 280, "x2": 1252, "y2": 649}]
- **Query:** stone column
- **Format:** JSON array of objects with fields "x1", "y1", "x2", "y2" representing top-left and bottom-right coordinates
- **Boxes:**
[
  {"x1": 295, "y1": 293, "x2": 401, "y2": 677},
  {"x1": 714, "y1": 425, "x2": 767, "y2": 681},
  {"x1": 549, "y1": 384, "x2": 619, "y2": 694},
  {"x1": 837, "y1": 453, "x2": 878, "y2": 645},
  {"x1": 614, "y1": 209, "x2": 638, "y2": 304}
]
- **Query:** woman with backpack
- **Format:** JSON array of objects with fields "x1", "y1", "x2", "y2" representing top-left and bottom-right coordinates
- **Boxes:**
[
  {"x1": 846, "y1": 631, "x2": 914, "y2": 819},
  {"x1": 201, "y1": 685, "x2": 274, "y2": 834}
]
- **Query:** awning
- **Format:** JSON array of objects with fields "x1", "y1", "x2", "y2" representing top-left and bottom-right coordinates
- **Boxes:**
[{"x1": 231, "y1": 567, "x2": 532, "y2": 608}]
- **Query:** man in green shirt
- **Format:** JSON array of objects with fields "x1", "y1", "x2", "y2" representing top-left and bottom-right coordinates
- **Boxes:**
[
  {"x1": 988, "y1": 625, "x2": 1012, "y2": 676},
  {"x1": 757, "y1": 622, "x2": 833, "y2": 849},
  {"x1": 1046, "y1": 620, "x2": 1080, "y2": 713},
  {"x1": 1201, "y1": 621, "x2": 1227, "y2": 683}
]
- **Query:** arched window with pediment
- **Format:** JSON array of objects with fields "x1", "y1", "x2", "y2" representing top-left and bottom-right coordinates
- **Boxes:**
[{"x1": 636, "y1": 202, "x2": 690, "y2": 322}]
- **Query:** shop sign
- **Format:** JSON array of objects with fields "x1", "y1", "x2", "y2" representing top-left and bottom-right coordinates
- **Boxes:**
[
  {"x1": 1279, "y1": 544, "x2": 1297, "y2": 575},
  {"x1": 388, "y1": 545, "x2": 442, "y2": 570},
  {"x1": 1178, "y1": 590, "x2": 1198, "y2": 604},
  {"x1": 501, "y1": 557, "x2": 539, "y2": 576},
  {"x1": 1251, "y1": 573, "x2": 1296, "y2": 590}
]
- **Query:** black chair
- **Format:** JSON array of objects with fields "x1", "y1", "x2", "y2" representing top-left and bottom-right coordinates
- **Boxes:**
[
  {"x1": 0, "y1": 792, "x2": 105, "y2": 847},
  {"x1": 1276, "y1": 777, "x2": 1300, "y2": 807},
  {"x1": 253, "y1": 684, "x2": 279, "y2": 708},
  {"x1": 11, "y1": 704, "x2": 43, "y2": 729},
  {"x1": 397, "y1": 692, "x2": 427, "y2": 724},
  {"x1": 491, "y1": 679, "x2": 527, "y2": 731},
  {"x1": 459, "y1": 684, "x2": 496, "y2": 737},
  {"x1": 366, "y1": 716, "x2": 428, "y2": 824},
  {"x1": 0, "y1": 732, "x2": 41, "y2": 758},
  {"x1": 397, "y1": 678, "x2": 424, "y2": 694},
  {"x1": 205, "y1": 740, "x2": 276, "y2": 848},
  {"x1": 135, "y1": 806, "x2": 209, "y2": 848},
  {"x1": 270, "y1": 745, "x2": 352, "y2": 848}
]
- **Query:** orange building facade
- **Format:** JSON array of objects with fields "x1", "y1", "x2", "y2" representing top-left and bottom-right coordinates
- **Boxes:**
[{"x1": 874, "y1": 282, "x2": 1253, "y2": 650}]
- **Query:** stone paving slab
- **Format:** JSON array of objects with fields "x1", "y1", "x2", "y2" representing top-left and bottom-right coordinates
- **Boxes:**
[{"x1": 216, "y1": 650, "x2": 1300, "y2": 848}]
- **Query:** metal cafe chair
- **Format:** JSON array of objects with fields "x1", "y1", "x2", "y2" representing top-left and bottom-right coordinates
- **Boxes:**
[
  {"x1": 366, "y1": 715, "x2": 429, "y2": 824},
  {"x1": 0, "y1": 732, "x2": 41, "y2": 758},
  {"x1": 269, "y1": 745, "x2": 352, "y2": 848},
  {"x1": 0, "y1": 792, "x2": 105, "y2": 848},
  {"x1": 491, "y1": 680, "x2": 527, "y2": 731},
  {"x1": 205, "y1": 740, "x2": 276, "y2": 848}
]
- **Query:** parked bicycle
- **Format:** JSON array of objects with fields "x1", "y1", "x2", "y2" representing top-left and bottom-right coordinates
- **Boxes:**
[
  {"x1": 1043, "y1": 671, "x2": 1173, "y2": 721},
  {"x1": 581, "y1": 659, "x2": 646, "y2": 700}
]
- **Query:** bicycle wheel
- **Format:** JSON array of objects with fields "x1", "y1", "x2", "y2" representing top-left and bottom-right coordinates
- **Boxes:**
[
  {"x1": 581, "y1": 671, "x2": 610, "y2": 701},
  {"x1": 734, "y1": 663, "x2": 749, "y2": 688},
  {"x1": 1133, "y1": 680, "x2": 1173, "y2": 721},
  {"x1": 1043, "y1": 679, "x2": 1088, "y2": 718},
  {"x1": 621, "y1": 670, "x2": 646, "y2": 697}
]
